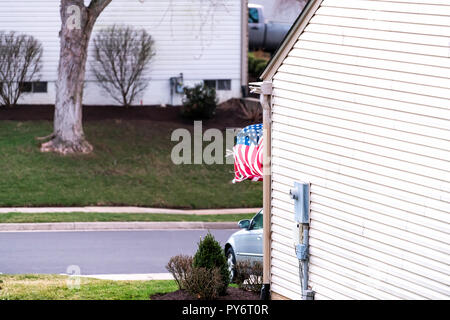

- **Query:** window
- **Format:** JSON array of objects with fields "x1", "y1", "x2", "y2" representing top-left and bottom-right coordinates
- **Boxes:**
[
  {"x1": 19, "y1": 82, "x2": 48, "y2": 93},
  {"x1": 33, "y1": 81, "x2": 47, "y2": 93},
  {"x1": 203, "y1": 79, "x2": 231, "y2": 91},
  {"x1": 204, "y1": 80, "x2": 216, "y2": 89},
  {"x1": 19, "y1": 82, "x2": 32, "y2": 93},
  {"x1": 248, "y1": 8, "x2": 259, "y2": 23},
  {"x1": 250, "y1": 210, "x2": 263, "y2": 230},
  {"x1": 217, "y1": 79, "x2": 231, "y2": 91}
]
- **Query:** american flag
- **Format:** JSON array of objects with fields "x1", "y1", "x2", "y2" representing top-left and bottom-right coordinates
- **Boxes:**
[{"x1": 232, "y1": 123, "x2": 264, "y2": 183}]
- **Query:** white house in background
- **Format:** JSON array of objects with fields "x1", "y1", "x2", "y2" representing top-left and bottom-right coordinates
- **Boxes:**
[
  {"x1": 0, "y1": 0, "x2": 248, "y2": 106},
  {"x1": 259, "y1": 0, "x2": 450, "y2": 300}
]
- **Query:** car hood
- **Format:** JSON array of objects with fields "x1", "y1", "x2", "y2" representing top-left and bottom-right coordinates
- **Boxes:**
[
  {"x1": 226, "y1": 228, "x2": 247, "y2": 245},
  {"x1": 231, "y1": 228, "x2": 248, "y2": 238}
]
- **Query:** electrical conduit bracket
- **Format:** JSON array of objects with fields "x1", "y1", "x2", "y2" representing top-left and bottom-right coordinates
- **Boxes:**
[{"x1": 295, "y1": 244, "x2": 308, "y2": 261}]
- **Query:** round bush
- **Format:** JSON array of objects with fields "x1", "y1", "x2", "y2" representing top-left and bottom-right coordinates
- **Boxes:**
[
  {"x1": 192, "y1": 232, "x2": 230, "y2": 295},
  {"x1": 181, "y1": 83, "x2": 217, "y2": 120}
]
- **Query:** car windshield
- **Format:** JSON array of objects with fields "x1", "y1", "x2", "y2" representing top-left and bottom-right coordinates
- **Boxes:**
[{"x1": 251, "y1": 211, "x2": 263, "y2": 230}]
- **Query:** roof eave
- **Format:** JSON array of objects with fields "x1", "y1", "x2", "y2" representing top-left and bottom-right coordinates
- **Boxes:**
[{"x1": 260, "y1": 0, "x2": 323, "y2": 81}]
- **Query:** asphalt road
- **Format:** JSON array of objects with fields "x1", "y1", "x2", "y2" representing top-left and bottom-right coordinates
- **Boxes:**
[{"x1": 0, "y1": 229, "x2": 236, "y2": 275}]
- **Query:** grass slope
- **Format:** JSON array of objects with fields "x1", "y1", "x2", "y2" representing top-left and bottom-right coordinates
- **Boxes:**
[{"x1": 0, "y1": 120, "x2": 262, "y2": 208}]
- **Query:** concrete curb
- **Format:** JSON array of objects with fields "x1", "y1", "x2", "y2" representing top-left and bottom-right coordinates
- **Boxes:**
[
  {"x1": 76, "y1": 273, "x2": 175, "y2": 281},
  {"x1": 0, "y1": 207, "x2": 261, "y2": 215},
  {"x1": 0, "y1": 221, "x2": 239, "y2": 232}
]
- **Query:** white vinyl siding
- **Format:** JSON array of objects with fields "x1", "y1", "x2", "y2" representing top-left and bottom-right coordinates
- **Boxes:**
[
  {"x1": 0, "y1": 0, "x2": 242, "y2": 105},
  {"x1": 269, "y1": 0, "x2": 450, "y2": 300}
]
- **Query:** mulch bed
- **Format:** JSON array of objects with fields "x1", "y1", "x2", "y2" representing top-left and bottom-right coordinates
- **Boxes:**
[
  {"x1": 151, "y1": 287, "x2": 260, "y2": 300},
  {"x1": 0, "y1": 99, "x2": 255, "y2": 130}
]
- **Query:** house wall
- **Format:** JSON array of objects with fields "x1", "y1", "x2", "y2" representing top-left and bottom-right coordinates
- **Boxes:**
[
  {"x1": 0, "y1": 0, "x2": 243, "y2": 105},
  {"x1": 269, "y1": 0, "x2": 450, "y2": 300}
]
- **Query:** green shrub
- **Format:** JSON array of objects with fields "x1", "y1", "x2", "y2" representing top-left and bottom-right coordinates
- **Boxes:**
[
  {"x1": 192, "y1": 232, "x2": 230, "y2": 295},
  {"x1": 165, "y1": 254, "x2": 225, "y2": 300},
  {"x1": 248, "y1": 52, "x2": 268, "y2": 79},
  {"x1": 181, "y1": 83, "x2": 217, "y2": 120},
  {"x1": 234, "y1": 260, "x2": 263, "y2": 293},
  {"x1": 184, "y1": 266, "x2": 223, "y2": 300},
  {"x1": 165, "y1": 254, "x2": 193, "y2": 290}
]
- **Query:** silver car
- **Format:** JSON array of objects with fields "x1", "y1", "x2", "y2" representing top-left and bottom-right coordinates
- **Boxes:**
[{"x1": 224, "y1": 209, "x2": 263, "y2": 280}]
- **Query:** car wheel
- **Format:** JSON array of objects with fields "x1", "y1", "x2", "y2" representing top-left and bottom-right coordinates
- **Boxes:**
[{"x1": 226, "y1": 247, "x2": 236, "y2": 282}]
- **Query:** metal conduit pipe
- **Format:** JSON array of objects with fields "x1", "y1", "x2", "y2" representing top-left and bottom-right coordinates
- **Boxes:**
[
  {"x1": 291, "y1": 182, "x2": 315, "y2": 300},
  {"x1": 301, "y1": 225, "x2": 313, "y2": 300}
]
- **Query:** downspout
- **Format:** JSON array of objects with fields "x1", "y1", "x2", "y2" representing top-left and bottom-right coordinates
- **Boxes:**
[
  {"x1": 240, "y1": 0, "x2": 249, "y2": 97},
  {"x1": 250, "y1": 81, "x2": 272, "y2": 300}
]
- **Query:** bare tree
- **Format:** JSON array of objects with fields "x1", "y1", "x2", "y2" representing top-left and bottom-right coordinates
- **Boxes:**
[
  {"x1": 237, "y1": 99, "x2": 262, "y2": 123},
  {"x1": 91, "y1": 25, "x2": 155, "y2": 107},
  {"x1": 0, "y1": 32, "x2": 43, "y2": 107},
  {"x1": 41, "y1": 0, "x2": 112, "y2": 155},
  {"x1": 41, "y1": 0, "x2": 222, "y2": 154}
]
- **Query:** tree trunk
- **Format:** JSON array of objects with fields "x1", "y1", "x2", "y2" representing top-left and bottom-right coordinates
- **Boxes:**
[{"x1": 41, "y1": 0, "x2": 111, "y2": 154}]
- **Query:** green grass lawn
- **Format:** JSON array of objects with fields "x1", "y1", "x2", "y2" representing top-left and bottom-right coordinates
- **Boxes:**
[
  {"x1": 0, "y1": 212, "x2": 254, "y2": 223},
  {"x1": 0, "y1": 274, "x2": 177, "y2": 300},
  {"x1": 0, "y1": 120, "x2": 262, "y2": 208}
]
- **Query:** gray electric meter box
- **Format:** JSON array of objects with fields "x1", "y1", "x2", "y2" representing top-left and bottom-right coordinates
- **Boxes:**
[{"x1": 289, "y1": 182, "x2": 310, "y2": 224}]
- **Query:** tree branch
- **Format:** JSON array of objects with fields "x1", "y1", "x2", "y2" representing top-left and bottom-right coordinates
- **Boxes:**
[{"x1": 88, "y1": 0, "x2": 113, "y2": 16}]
